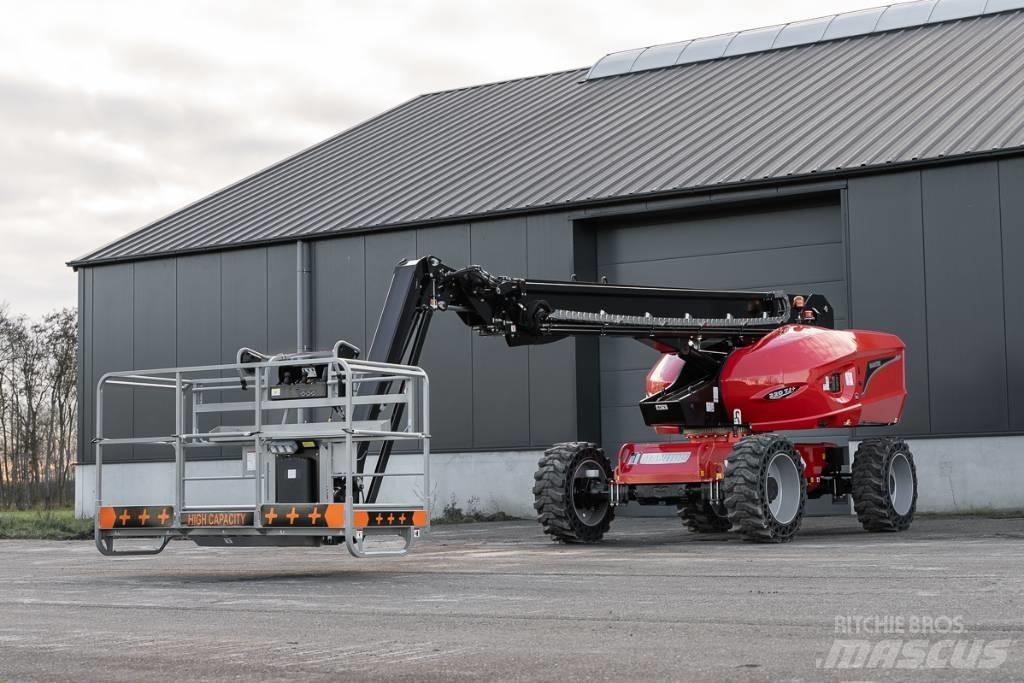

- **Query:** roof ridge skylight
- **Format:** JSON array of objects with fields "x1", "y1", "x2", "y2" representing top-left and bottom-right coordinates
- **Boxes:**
[{"x1": 584, "y1": 0, "x2": 1024, "y2": 80}]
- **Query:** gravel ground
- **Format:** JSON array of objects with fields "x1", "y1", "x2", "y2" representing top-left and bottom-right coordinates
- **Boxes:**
[{"x1": 1, "y1": 515, "x2": 1022, "y2": 682}]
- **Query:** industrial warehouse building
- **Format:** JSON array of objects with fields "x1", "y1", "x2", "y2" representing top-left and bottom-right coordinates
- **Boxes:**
[{"x1": 73, "y1": 1, "x2": 1024, "y2": 518}]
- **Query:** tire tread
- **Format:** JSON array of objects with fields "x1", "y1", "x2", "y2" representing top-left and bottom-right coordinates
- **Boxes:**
[
  {"x1": 677, "y1": 494, "x2": 732, "y2": 533},
  {"x1": 852, "y1": 438, "x2": 916, "y2": 532},
  {"x1": 722, "y1": 434, "x2": 806, "y2": 543},
  {"x1": 533, "y1": 442, "x2": 614, "y2": 543}
]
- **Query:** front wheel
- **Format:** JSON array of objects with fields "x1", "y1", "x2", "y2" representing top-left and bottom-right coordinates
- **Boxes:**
[
  {"x1": 852, "y1": 438, "x2": 917, "y2": 532},
  {"x1": 723, "y1": 434, "x2": 806, "y2": 543},
  {"x1": 533, "y1": 442, "x2": 614, "y2": 543}
]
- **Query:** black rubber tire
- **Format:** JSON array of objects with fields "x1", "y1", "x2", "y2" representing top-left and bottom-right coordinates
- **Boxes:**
[
  {"x1": 852, "y1": 438, "x2": 917, "y2": 532},
  {"x1": 723, "y1": 434, "x2": 807, "y2": 543},
  {"x1": 533, "y1": 442, "x2": 614, "y2": 543},
  {"x1": 677, "y1": 493, "x2": 732, "y2": 533}
]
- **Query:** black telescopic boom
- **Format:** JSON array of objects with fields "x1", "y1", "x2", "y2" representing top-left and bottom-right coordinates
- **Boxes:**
[
  {"x1": 429, "y1": 258, "x2": 799, "y2": 349},
  {"x1": 355, "y1": 256, "x2": 828, "y2": 502}
]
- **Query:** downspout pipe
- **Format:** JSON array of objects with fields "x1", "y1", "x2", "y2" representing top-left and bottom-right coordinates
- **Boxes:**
[{"x1": 296, "y1": 240, "x2": 313, "y2": 422}]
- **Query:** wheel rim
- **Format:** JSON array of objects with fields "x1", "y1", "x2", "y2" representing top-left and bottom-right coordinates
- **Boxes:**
[
  {"x1": 765, "y1": 452, "x2": 801, "y2": 525},
  {"x1": 888, "y1": 452, "x2": 914, "y2": 516},
  {"x1": 571, "y1": 458, "x2": 609, "y2": 527}
]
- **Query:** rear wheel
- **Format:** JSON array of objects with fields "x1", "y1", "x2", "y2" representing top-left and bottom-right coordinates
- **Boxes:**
[
  {"x1": 852, "y1": 438, "x2": 917, "y2": 532},
  {"x1": 677, "y1": 493, "x2": 732, "y2": 533},
  {"x1": 533, "y1": 442, "x2": 614, "y2": 543},
  {"x1": 723, "y1": 434, "x2": 806, "y2": 543}
]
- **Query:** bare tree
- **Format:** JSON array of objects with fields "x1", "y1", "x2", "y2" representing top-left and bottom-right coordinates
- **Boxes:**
[
  {"x1": 42, "y1": 310, "x2": 78, "y2": 505},
  {"x1": 0, "y1": 305, "x2": 78, "y2": 508},
  {"x1": 0, "y1": 304, "x2": 12, "y2": 508}
]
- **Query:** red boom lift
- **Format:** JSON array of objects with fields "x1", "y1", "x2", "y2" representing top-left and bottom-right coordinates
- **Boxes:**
[{"x1": 368, "y1": 256, "x2": 915, "y2": 543}]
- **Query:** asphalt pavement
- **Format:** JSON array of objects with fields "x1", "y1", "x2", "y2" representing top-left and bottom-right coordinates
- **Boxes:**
[{"x1": 1, "y1": 515, "x2": 1023, "y2": 682}]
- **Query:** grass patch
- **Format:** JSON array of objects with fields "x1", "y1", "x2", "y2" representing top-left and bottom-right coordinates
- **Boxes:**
[
  {"x1": 0, "y1": 508, "x2": 93, "y2": 540},
  {"x1": 919, "y1": 508, "x2": 1024, "y2": 519},
  {"x1": 432, "y1": 496, "x2": 518, "y2": 525}
]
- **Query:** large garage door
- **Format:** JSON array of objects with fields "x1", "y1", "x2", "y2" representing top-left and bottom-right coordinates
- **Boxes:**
[{"x1": 596, "y1": 198, "x2": 847, "y2": 451}]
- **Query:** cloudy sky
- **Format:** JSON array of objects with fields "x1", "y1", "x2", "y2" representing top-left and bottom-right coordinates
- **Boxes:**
[{"x1": 1, "y1": 0, "x2": 886, "y2": 317}]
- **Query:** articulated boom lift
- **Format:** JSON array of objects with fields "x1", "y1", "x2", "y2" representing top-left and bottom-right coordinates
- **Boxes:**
[
  {"x1": 371, "y1": 256, "x2": 915, "y2": 543},
  {"x1": 93, "y1": 254, "x2": 914, "y2": 556}
]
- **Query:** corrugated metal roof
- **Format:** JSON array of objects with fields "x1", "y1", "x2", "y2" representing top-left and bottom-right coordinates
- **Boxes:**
[{"x1": 73, "y1": 8, "x2": 1024, "y2": 265}]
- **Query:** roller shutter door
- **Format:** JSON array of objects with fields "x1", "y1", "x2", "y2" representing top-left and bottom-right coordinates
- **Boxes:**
[{"x1": 596, "y1": 198, "x2": 847, "y2": 451}]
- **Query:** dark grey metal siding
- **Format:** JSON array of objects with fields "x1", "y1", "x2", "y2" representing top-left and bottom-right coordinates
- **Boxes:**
[
  {"x1": 589, "y1": 198, "x2": 846, "y2": 449},
  {"x1": 847, "y1": 158, "x2": 1021, "y2": 437},
  {"x1": 220, "y1": 248, "x2": 268, "y2": 363},
  {"x1": 132, "y1": 259, "x2": 176, "y2": 461},
  {"x1": 1000, "y1": 158, "x2": 1024, "y2": 431},
  {"x1": 414, "y1": 224, "x2": 472, "y2": 451},
  {"x1": 921, "y1": 163, "x2": 1008, "y2": 433},
  {"x1": 526, "y1": 213, "x2": 578, "y2": 446},
  {"x1": 89, "y1": 264, "x2": 133, "y2": 462},
  {"x1": 267, "y1": 244, "x2": 298, "y2": 354},
  {"x1": 313, "y1": 234, "x2": 366, "y2": 352},
  {"x1": 176, "y1": 254, "x2": 222, "y2": 367},
  {"x1": 73, "y1": 10, "x2": 1024, "y2": 267},
  {"x1": 470, "y1": 218, "x2": 531, "y2": 448},
  {"x1": 219, "y1": 249, "x2": 269, "y2": 433},
  {"x1": 176, "y1": 253, "x2": 223, "y2": 447},
  {"x1": 78, "y1": 215, "x2": 580, "y2": 464},
  {"x1": 847, "y1": 172, "x2": 932, "y2": 435},
  {"x1": 76, "y1": 270, "x2": 87, "y2": 474}
]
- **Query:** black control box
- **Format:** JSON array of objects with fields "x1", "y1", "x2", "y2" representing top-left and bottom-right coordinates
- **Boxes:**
[{"x1": 275, "y1": 455, "x2": 318, "y2": 503}]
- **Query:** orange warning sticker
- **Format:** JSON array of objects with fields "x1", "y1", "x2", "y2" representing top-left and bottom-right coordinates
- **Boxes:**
[
  {"x1": 254, "y1": 505, "x2": 425, "y2": 529},
  {"x1": 355, "y1": 509, "x2": 427, "y2": 528},
  {"x1": 98, "y1": 506, "x2": 175, "y2": 529},
  {"x1": 260, "y1": 504, "x2": 345, "y2": 528}
]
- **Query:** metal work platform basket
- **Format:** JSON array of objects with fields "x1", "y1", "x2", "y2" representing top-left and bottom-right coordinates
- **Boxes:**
[{"x1": 93, "y1": 345, "x2": 430, "y2": 559}]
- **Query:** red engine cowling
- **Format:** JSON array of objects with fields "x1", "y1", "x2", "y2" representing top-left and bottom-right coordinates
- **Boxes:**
[{"x1": 719, "y1": 325, "x2": 906, "y2": 432}]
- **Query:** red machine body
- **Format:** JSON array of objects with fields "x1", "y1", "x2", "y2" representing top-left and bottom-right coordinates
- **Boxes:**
[
  {"x1": 616, "y1": 435, "x2": 833, "y2": 495},
  {"x1": 619, "y1": 324, "x2": 906, "y2": 488}
]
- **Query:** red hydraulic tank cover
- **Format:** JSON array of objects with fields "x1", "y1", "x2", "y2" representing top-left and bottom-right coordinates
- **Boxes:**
[{"x1": 719, "y1": 325, "x2": 906, "y2": 431}]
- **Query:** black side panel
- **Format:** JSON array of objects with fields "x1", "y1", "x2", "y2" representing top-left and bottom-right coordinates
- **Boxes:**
[
  {"x1": 77, "y1": 271, "x2": 87, "y2": 465},
  {"x1": 313, "y1": 235, "x2": 367, "y2": 353},
  {"x1": 416, "y1": 224, "x2": 473, "y2": 451},
  {"x1": 81, "y1": 269, "x2": 96, "y2": 463},
  {"x1": 847, "y1": 172, "x2": 931, "y2": 436},
  {"x1": 92, "y1": 264, "x2": 134, "y2": 462},
  {"x1": 267, "y1": 244, "x2": 297, "y2": 354},
  {"x1": 922, "y1": 162, "x2": 1008, "y2": 433},
  {"x1": 999, "y1": 158, "x2": 1024, "y2": 431},
  {"x1": 312, "y1": 235, "x2": 367, "y2": 425},
  {"x1": 572, "y1": 221, "x2": 601, "y2": 444},
  {"x1": 470, "y1": 218, "x2": 530, "y2": 449},
  {"x1": 132, "y1": 259, "x2": 176, "y2": 461},
  {"x1": 528, "y1": 214, "x2": 578, "y2": 445},
  {"x1": 177, "y1": 253, "x2": 224, "y2": 460},
  {"x1": 221, "y1": 249, "x2": 268, "y2": 431}
]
